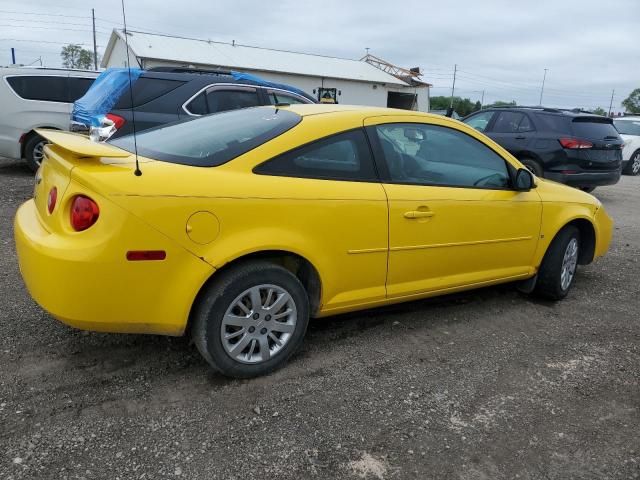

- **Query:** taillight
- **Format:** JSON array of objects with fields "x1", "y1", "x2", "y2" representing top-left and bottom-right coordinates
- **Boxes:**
[
  {"x1": 47, "y1": 187, "x2": 57, "y2": 214},
  {"x1": 105, "y1": 113, "x2": 126, "y2": 130},
  {"x1": 70, "y1": 195, "x2": 99, "y2": 231},
  {"x1": 559, "y1": 137, "x2": 593, "y2": 149}
]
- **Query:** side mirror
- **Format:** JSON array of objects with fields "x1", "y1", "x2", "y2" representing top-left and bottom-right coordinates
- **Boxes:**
[{"x1": 514, "y1": 168, "x2": 535, "y2": 191}]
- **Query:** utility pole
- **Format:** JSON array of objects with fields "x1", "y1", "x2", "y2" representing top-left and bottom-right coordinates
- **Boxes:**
[
  {"x1": 92, "y1": 8, "x2": 98, "y2": 70},
  {"x1": 539, "y1": 68, "x2": 548, "y2": 106},
  {"x1": 608, "y1": 89, "x2": 615, "y2": 117},
  {"x1": 449, "y1": 63, "x2": 457, "y2": 109},
  {"x1": 480, "y1": 90, "x2": 485, "y2": 109},
  {"x1": 11, "y1": 47, "x2": 15, "y2": 65}
]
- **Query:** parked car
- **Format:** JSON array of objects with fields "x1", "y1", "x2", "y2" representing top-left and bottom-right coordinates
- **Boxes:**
[
  {"x1": 462, "y1": 106, "x2": 623, "y2": 191},
  {"x1": 0, "y1": 67, "x2": 98, "y2": 171},
  {"x1": 71, "y1": 67, "x2": 316, "y2": 141},
  {"x1": 15, "y1": 105, "x2": 613, "y2": 377},
  {"x1": 613, "y1": 116, "x2": 640, "y2": 176}
]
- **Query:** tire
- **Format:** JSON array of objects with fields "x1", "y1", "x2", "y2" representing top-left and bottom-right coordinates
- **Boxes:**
[
  {"x1": 623, "y1": 150, "x2": 640, "y2": 176},
  {"x1": 580, "y1": 187, "x2": 596, "y2": 193},
  {"x1": 520, "y1": 157, "x2": 544, "y2": 178},
  {"x1": 192, "y1": 261, "x2": 309, "y2": 378},
  {"x1": 24, "y1": 134, "x2": 48, "y2": 173},
  {"x1": 535, "y1": 225, "x2": 580, "y2": 300}
]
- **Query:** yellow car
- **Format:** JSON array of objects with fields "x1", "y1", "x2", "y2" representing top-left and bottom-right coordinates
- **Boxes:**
[{"x1": 14, "y1": 105, "x2": 613, "y2": 378}]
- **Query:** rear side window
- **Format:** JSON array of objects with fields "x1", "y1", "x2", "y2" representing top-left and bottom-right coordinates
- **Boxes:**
[
  {"x1": 185, "y1": 92, "x2": 208, "y2": 115},
  {"x1": 68, "y1": 77, "x2": 94, "y2": 101},
  {"x1": 113, "y1": 77, "x2": 185, "y2": 109},
  {"x1": 571, "y1": 118, "x2": 620, "y2": 139},
  {"x1": 535, "y1": 114, "x2": 570, "y2": 132},
  {"x1": 254, "y1": 129, "x2": 377, "y2": 182},
  {"x1": 207, "y1": 88, "x2": 260, "y2": 113},
  {"x1": 493, "y1": 112, "x2": 525, "y2": 133},
  {"x1": 109, "y1": 107, "x2": 300, "y2": 167},
  {"x1": 6, "y1": 76, "x2": 68, "y2": 102}
]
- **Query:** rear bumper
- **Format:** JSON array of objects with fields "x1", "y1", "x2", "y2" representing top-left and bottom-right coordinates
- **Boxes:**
[
  {"x1": 14, "y1": 199, "x2": 214, "y2": 336},
  {"x1": 545, "y1": 169, "x2": 621, "y2": 188}
]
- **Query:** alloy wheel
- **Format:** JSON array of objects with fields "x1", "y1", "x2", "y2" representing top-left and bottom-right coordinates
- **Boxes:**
[
  {"x1": 32, "y1": 141, "x2": 46, "y2": 166},
  {"x1": 560, "y1": 238, "x2": 579, "y2": 291},
  {"x1": 632, "y1": 152, "x2": 640, "y2": 175},
  {"x1": 221, "y1": 284, "x2": 297, "y2": 364}
]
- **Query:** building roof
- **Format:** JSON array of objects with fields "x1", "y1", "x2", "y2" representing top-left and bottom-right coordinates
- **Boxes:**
[{"x1": 102, "y1": 30, "x2": 410, "y2": 86}]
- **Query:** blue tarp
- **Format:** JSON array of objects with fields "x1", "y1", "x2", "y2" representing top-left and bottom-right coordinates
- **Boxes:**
[
  {"x1": 72, "y1": 68, "x2": 142, "y2": 127},
  {"x1": 230, "y1": 71, "x2": 312, "y2": 100}
]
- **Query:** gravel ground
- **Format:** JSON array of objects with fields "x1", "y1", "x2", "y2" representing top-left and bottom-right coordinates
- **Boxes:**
[{"x1": 1, "y1": 156, "x2": 638, "y2": 480}]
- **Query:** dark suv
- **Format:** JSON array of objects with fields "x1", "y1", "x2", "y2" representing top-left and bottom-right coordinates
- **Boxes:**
[
  {"x1": 72, "y1": 67, "x2": 316, "y2": 140},
  {"x1": 462, "y1": 107, "x2": 623, "y2": 191}
]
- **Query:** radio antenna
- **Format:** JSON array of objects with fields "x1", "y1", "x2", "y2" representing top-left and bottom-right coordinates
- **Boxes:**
[{"x1": 121, "y1": 0, "x2": 142, "y2": 176}]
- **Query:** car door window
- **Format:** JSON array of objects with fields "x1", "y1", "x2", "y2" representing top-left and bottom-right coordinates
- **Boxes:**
[
  {"x1": 375, "y1": 123, "x2": 510, "y2": 189},
  {"x1": 493, "y1": 112, "x2": 525, "y2": 133},
  {"x1": 463, "y1": 111, "x2": 495, "y2": 132},
  {"x1": 518, "y1": 114, "x2": 535, "y2": 132},
  {"x1": 206, "y1": 87, "x2": 260, "y2": 113},
  {"x1": 254, "y1": 129, "x2": 377, "y2": 182},
  {"x1": 265, "y1": 90, "x2": 308, "y2": 105}
]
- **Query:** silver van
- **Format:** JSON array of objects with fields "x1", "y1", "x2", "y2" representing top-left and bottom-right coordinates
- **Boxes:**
[{"x1": 0, "y1": 68, "x2": 98, "y2": 171}]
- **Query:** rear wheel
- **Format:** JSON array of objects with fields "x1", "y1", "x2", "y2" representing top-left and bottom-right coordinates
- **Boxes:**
[
  {"x1": 580, "y1": 186, "x2": 596, "y2": 193},
  {"x1": 24, "y1": 134, "x2": 48, "y2": 172},
  {"x1": 192, "y1": 261, "x2": 309, "y2": 378},
  {"x1": 623, "y1": 150, "x2": 640, "y2": 176},
  {"x1": 535, "y1": 226, "x2": 580, "y2": 300},
  {"x1": 520, "y1": 157, "x2": 543, "y2": 177}
]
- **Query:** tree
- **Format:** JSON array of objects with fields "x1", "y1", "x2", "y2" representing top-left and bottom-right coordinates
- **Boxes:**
[
  {"x1": 622, "y1": 89, "x2": 640, "y2": 114},
  {"x1": 61, "y1": 44, "x2": 95, "y2": 69},
  {"x1": 429, "y1": 96, "x2": 483, "y2": 117},
  {"x1": 491, "y1": 100, "x2": 517, "y2": 107},
  {"x1": 592, "y1": 107, "x2": 607, "y2": 116}
]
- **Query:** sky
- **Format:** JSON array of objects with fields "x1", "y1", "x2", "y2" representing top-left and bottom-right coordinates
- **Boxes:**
[{"x1": 1, "y1": 0, "x2": 638, "y2": 111}]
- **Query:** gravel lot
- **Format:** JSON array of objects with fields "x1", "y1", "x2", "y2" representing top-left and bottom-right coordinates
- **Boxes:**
[{"x1": 1, "y1": 156, "x2": 638, "y2": 480}]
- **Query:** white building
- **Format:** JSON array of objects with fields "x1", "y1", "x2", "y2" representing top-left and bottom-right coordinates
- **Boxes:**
[{"x1": 101, "y1": 30, "x2": 430, "y2": 111}]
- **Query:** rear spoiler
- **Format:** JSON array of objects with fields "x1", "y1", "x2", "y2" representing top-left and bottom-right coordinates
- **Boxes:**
[{"x1": 35, "y1": 129, "x2": 130, "y2": 158}]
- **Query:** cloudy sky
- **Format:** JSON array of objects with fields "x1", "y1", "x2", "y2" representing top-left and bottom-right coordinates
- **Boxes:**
[{"x1": 1, "y1": 0, "x2": 637, "y2": 110}]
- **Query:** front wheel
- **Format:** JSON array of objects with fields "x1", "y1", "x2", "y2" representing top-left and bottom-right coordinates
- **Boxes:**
[
  {"x1": 623, "y1": 150, "x2": 640, "y2": 176},
  {"x1": 192, "y1": 261, "x2": 309, "y2": 378},
  {"x1": 535, "y1": 226, "x2": 580, "y2": 300}
]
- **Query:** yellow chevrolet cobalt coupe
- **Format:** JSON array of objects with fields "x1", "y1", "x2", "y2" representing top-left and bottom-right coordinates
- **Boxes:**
[{"x1": 15, "y1": 105, "x2": 613, "y2": 378}]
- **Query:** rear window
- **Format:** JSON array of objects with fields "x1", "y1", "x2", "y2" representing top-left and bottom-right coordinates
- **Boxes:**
[
  {"x1": 571, "y1": 118, "x2": 619, "y2": 139},
  {"x1": 113, "y1": 77, "x2": 185, "y2": 109},
  {"x1": 6, "y1": 75, "x2": 69, "y2": 102},
  {"x1": 109, "y1": 107, "x2": 301, "y2": 167},
  {"x1": 614, "y1": 120, "x2": 640, "y2": 136}
]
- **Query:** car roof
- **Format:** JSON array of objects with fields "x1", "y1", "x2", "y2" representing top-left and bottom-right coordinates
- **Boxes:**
[
  {"x1": 281, "y1": 103, "x2": 441, "y2": 119},
  {"x1": 0, "y1": 67, "x2": 99, "y2": 76}
]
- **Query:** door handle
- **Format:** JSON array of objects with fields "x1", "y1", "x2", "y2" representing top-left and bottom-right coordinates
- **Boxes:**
[
  {"x1": 404, "y1": 210, "x2": 435, "y2": 219},
  {"x1": 515, "y1": 135, "x2": 526, "y2": 140}
]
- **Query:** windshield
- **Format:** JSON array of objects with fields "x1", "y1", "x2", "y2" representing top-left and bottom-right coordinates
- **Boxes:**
[
  {"x1": 571, "y1": 118, "x2": 619, "y2": 139},
  {"x1": 109, "y1": 107, "x2": 301, "y2": 166},
  {"x1": 614, "y1": 120, "x2": 640, "y2": 136}
]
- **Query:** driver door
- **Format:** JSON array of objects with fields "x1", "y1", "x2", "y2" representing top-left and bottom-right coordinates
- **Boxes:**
[{"x1": 364, "y1": 116, "x2": 542, "y2": 298}]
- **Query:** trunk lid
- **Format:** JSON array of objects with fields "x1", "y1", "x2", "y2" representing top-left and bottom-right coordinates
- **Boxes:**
[{"x1": 33, "y1": 129, "x2": 132, "y2": 232}]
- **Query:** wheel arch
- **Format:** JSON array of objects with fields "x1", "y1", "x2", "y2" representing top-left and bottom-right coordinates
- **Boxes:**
[
  {"x1": 544, "y1": 217, "x2": 596, "y2": 266},
  {"x1": 187, "y1": 249, "x2": 323, "y2": 334},
  {"x1": 21, "y1": 127, "x2": 61, "y2": 157}
]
